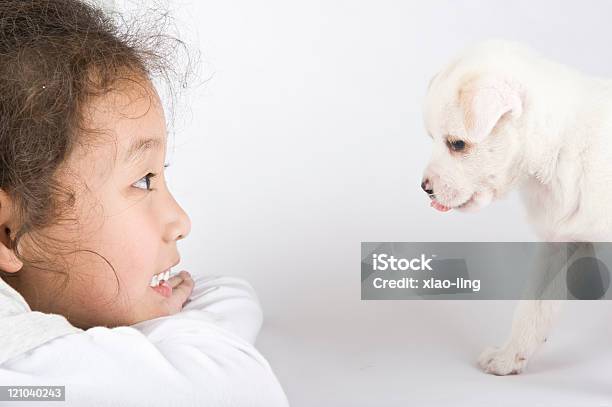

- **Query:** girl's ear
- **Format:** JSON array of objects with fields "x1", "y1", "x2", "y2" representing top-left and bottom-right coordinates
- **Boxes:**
[
  {"x1": 0, "y1": 242, "x2": 22, "y2": 273},
  {"x1": 0, "y1": 190, "x2": 23, "y2": 273},
  {"x1": 457, "y1": 73, "x2": 523, "y2": 142}
]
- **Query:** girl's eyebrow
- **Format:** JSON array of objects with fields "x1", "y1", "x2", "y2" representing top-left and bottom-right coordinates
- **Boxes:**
[{"x1": 124, "y1": 137, "x2": 165, "y2": 164}]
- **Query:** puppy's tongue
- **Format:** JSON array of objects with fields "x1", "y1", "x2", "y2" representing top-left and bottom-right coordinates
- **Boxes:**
[{"x1": 430, "y1": 199, "x2": 451, "y2": 212}]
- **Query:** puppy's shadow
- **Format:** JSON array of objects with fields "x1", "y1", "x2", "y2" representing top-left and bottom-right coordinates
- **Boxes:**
[
  {"x1": 525, "y1": 355, "x2": 612, "y2": 400},
  {"x1": 527, "y1": 347, "x2": 595, "y2": 374}
]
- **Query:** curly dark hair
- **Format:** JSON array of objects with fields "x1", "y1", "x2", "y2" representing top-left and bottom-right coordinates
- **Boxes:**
[{"x1": 0, "y1": 0, "x2": 198, "y2": 292}]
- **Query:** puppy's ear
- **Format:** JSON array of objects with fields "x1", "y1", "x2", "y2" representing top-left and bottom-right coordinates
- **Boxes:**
[
  {"x1": 458, "y1": 74, "x2": 523, "y2": 142},
  {"x1": 427, "y1": 71, "x2": 440, "y2": 90}
]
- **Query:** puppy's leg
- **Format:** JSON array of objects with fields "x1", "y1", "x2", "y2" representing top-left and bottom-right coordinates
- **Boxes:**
[{"x1": 478, "y1": 299, "x2": 563, "y2": 375}]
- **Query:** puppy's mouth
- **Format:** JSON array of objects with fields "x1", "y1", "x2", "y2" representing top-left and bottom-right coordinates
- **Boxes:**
[{"x1": 429, "y1": 194, "x2": 474, "y2": 212}]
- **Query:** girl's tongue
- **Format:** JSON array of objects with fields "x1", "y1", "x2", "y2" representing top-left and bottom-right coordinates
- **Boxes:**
[
  {"x1": 152, "y1": 280, "x2": 173, "y2": 298},
  {"x1": 430, "y1": 199, "x2": 451, "y2": 212}
]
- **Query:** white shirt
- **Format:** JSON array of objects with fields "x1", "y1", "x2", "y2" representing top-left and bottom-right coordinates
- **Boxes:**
[{"x1": 0, "y1": 274, "x2": 290, "y2": 407}]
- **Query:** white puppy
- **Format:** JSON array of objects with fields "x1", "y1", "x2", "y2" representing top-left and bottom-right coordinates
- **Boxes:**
[{"x1": 421, "y1": 39, "x2": 612, "y2": 375}]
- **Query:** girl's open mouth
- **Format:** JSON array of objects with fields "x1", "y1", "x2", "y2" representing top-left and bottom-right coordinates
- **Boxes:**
[
  {"x1": 150, "y1": 269, "x2": 173, "y2": 298},
  {"x1": 151, "y1": 281, "x2": 172, "y2": 298}
]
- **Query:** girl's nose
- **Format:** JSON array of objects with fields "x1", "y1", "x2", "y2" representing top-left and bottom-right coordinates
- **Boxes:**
[{"x1": 164, "y1": 195, "x2": 191, "y2": 243}]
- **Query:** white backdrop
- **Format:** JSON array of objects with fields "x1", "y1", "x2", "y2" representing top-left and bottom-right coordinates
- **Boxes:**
[{"x1": 111, "y1": 1, "x2": 612, "y2": 405}]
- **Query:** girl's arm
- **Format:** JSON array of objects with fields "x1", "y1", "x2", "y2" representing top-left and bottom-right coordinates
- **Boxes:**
[
  {"x1": 141, "y1": 273, "x2": 267, "y2": 345},
  {"x1": 0, "y1": 275, "x2": 289, "y2": 407}
]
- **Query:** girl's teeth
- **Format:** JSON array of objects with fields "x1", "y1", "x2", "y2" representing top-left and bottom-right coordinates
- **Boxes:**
[{"x1": 149, "y1": 269, "x2": 171, "y2": 287}]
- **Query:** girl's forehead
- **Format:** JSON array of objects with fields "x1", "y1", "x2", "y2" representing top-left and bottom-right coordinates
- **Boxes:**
[
  {"x1": 86, "y1": 83, "x2": 167, "y2": 158},
  {"x1": 63, "y1": 83, "x2": 167, "y2": 178},
  {"x1": 93, "y1": 81, "x2": 164, "y2": 132}
]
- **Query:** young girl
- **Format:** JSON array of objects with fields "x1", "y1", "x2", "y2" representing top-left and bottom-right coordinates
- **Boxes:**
[{"x1": 0, "y1": 0, "x2": 289, "y2": 405}]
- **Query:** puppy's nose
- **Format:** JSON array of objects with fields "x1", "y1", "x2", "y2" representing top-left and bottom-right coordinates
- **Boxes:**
[{"x1": 421, "y1": 179, "x2": 434, "y2": 195}]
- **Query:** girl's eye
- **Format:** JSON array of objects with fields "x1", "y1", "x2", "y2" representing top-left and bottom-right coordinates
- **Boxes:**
[
  {"x1": 133, "y1": 173, "x2": 157, "y2": 191},
  {"x1": 132, "y1": 162, "x2": 170, "y2": 191},
  {"x1": 447, "y1": 139, "x2": 466, "y2": 152}
]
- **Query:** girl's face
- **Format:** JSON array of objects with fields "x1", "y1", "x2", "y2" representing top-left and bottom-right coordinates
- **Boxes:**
[{"x1": 11, "y1": 78, "x2": 192, "y2": 329}]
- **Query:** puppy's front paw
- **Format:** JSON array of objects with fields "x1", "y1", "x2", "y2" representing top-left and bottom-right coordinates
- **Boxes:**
[{"x1": 478, "y1": 345, "x2": 528, "y2": 376}]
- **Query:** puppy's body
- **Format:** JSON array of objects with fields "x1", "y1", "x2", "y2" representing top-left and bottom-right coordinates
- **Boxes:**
[
  {"x1": 515, "y1": 59, "x2": 612, "y2": 242},
  {"x1": 422, "y1": 40, "x2": 612, "y2": 375}
]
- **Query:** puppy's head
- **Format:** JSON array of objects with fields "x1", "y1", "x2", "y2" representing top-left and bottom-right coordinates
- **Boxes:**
[{"x1": 421, "y1": 68, "x2": 525, "y2": 213}]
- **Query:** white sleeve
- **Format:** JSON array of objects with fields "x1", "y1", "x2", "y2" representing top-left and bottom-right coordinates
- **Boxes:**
[
  {"x1": 177, "y1": 274, "x2": 266, "y2": 345},
  {"x1": 0, "y1": 275, "x2": 289, "y2": 407}
]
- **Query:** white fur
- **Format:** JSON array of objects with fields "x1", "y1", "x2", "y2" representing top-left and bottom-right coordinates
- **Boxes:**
[{"x1": 422, "y1": 39, "x2": 612, "y2": 375}]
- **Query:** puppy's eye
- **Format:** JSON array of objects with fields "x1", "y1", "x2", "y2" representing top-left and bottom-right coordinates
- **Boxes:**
[{"x1": 447, "y1": 139, "x2": 466, "y2": 152}]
